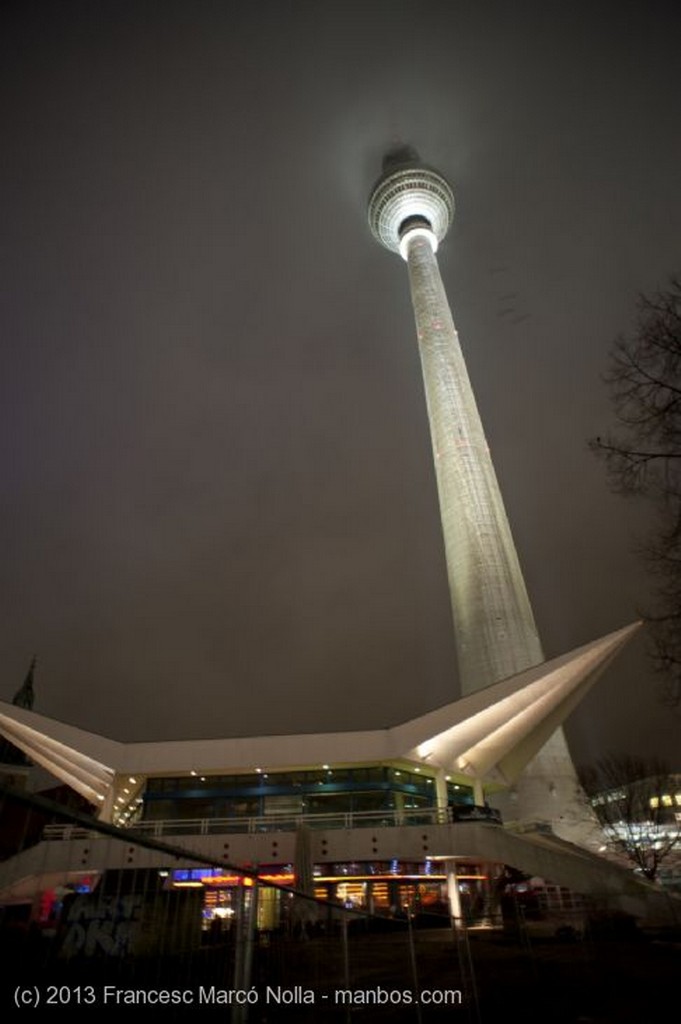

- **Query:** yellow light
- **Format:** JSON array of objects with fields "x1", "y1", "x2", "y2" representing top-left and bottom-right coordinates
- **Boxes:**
[{"x1": 317, "y1": 873, "x2": 447, "y2": 883}]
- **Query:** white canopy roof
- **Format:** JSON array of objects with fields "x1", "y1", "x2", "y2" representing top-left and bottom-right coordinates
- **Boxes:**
[{"x1": 0, "y1": 623, "x2": 639, "y2": 809}]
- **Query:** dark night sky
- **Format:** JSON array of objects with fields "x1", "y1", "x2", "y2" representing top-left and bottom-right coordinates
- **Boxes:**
[{"x1": 1, "y1": 1, "x2": 679, "y2": 766}]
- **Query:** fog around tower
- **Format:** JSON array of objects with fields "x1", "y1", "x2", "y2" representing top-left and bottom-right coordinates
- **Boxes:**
[
  {"x1": 1, "y1": 1, "x2": 679, "y2": 766},
  {"x1": 381, "y1": 145, "x2": 422, "y2": 174}
]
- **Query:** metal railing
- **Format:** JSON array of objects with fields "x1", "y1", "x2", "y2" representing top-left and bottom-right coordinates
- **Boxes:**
[{"x1": 42, "y1": 803, "x2": 503, "y2": 841}]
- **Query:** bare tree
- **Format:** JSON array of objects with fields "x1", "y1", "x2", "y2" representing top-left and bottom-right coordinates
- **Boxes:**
[
  {"x1": 578, "y1": 754, "x2": 680, "y2": 882},
  {"x1": 590, "y1": 278, "x2": 681, "y2": 708}
]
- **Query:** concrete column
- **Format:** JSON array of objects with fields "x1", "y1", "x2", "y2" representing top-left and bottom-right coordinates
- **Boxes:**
[
  {"x1": 434, "y1": 768, "x2": 448, "y2": 816},
  {"x1": 446, "y1": 862, "x2": 462, "y2": 924}
]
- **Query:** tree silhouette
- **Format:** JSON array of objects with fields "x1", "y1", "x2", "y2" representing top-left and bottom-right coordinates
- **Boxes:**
[
  {"x1": 591, "y1": 278, "x2": 681, "y2": 708},
  {"x1": 578, "y1": 754, "x2": 680, "y2": 882}
]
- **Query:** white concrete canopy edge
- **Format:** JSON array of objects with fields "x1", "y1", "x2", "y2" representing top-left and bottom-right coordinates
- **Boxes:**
[{"x1": 0, "y1": 622, "x2": 640, "y2": 813}]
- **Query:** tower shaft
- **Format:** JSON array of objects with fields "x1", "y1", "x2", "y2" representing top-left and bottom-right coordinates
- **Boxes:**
[
  {"x1": 406, "y1": 234, "x2": 543, "y2": 692},
  {"x1": 369, "y1": 151, "x2": 603, "y2": 845},
  {"x1": 405, "y1": 233, "x2": 588, "y2": 836}
]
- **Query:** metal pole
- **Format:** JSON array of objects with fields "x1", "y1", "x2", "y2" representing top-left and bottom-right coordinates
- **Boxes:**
[
  {"x1": 232, "y1": 880, "x2": 259, "y2": 1024},
  {"x1": 341, "y1": 914, "x2": 351, "y2": 1024},
  {"x1": 406, "y1": 910, "x2": 423, "y2": 1024},
  {"x1": 241, "y1": 881, "x2": 259, "y2": 1013},
  {"x1": 231, "y1": 885, "x2": 246, "y2": 1024}
]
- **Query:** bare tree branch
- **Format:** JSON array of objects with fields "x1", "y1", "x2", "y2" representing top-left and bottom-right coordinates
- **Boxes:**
[
  {"x1": 578, "y1": 754, "x2": 680, "y2": 881},
  {"x1": 591, "y1": 278, "x2": 681, "y2": 707}
]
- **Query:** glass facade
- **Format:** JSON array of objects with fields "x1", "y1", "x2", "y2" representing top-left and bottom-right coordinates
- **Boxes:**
[{"x1": 142, "y1": 765, "x2": 474, "y2": 822}]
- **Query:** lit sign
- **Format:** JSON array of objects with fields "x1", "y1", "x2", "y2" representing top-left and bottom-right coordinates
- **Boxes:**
[{"x1": 171, "y1": 868, "x2": 295, "y2": 888}]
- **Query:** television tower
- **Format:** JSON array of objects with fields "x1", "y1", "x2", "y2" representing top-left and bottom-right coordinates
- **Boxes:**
[{"x1": 368, "y1": 148, "x2": 590, "y2": 837}]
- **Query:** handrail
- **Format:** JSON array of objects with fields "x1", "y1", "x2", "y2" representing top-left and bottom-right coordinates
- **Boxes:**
[{"x1": 42, "y1": 803, "x2": 502, "y2": 841}]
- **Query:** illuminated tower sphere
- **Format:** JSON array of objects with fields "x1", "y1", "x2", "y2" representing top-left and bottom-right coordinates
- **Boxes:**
[
  {"x1": 369, "y1": 148, "x2": 589, "y2": 838},
  {"x1": 369, "y1": 148, "x2": 544, "y2": 693}
]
